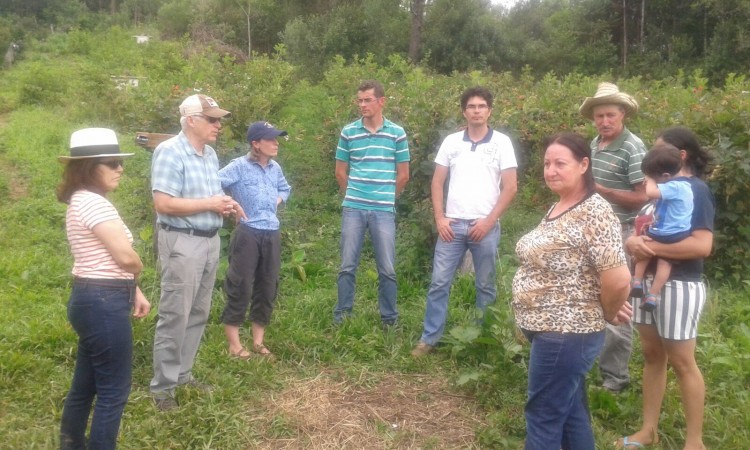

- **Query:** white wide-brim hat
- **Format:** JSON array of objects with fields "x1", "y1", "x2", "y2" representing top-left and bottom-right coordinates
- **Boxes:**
[
  {"x1": 579, "y1": 82, "x2": 639, "y2": 120},
  {"x1": 58, "y1": 128, "x2": 134, "y2": 161}
]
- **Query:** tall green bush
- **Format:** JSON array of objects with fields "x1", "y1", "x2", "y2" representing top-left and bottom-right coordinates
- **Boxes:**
[{"x1": 3, "y1": 28, "x2": 749, "y2": 282}]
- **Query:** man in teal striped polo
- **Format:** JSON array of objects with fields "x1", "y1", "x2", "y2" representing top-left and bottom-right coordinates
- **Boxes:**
[
  {"x1": 580, "y1": 82, "x2": 649, "y2": 393},
  {"x1": 334, "y1": 80, "x2": 410, "y2": 326}
]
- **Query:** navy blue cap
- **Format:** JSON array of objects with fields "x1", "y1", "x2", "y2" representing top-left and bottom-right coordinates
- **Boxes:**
[{"x1": 247, "y1": 121, "x2": 288, "y2": 142}]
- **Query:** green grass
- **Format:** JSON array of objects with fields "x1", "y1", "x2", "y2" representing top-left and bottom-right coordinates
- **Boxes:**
[
  {"x1": 3, "y1": 108, "x2": 750, "y2": 449},
  {"x1": 2, "y1": 42, "x2": 750, "y2": 448}
]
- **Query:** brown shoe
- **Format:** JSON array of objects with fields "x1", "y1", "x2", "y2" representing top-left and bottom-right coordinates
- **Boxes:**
[
  {"x1": 154, "y1": 396, "x2": 179, "y2": 412},
  {"x1": 410, "y1": 342, "x2": 434, "y2": 357},
  {"x1": 180, "y1": 378, "x2": 213, "y2": 392}
]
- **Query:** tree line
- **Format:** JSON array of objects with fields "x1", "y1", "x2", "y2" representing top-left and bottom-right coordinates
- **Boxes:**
[{"x1": 2, "y1": 0, "x2": 749, "y2": 84}]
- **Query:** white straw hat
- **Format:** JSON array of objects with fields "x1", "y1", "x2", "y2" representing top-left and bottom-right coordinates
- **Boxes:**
[
  {"x1": 579, "y1": 82, "x2": 639, "y2": 119},
  {"x1": 59, "y1": 128, "x2": 134, "y2": 161}
]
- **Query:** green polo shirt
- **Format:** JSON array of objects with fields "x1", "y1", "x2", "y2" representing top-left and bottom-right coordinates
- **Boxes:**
[
  {"x1": 335, "y1": 117, "x2": 410, "y2": 212},
  {"x1": 590, "y1": 127, "x2": 647, "y2": 224}
]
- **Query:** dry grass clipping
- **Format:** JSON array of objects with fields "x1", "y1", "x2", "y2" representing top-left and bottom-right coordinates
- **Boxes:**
[{"x1": 255, "y1": 372, "x2": 486, "y2": 449}]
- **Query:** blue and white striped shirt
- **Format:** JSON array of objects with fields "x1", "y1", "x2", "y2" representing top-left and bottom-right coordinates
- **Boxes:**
[{"x1": 335, "y1": 117, "x2": 409, "y2": 212}]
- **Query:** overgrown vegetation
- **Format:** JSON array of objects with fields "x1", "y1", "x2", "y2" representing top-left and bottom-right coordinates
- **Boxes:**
[
  {"x1": 1, "y1": 28, "x2": 749, "y2": 448},
  {"x1": 3, "y1": 1, "x2": 750, "y2": 83}
]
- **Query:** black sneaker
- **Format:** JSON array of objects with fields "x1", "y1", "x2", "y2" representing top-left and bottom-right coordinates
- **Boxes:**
[{"x1": 381, "y1": 320, "x2": 398, "y2": 332}]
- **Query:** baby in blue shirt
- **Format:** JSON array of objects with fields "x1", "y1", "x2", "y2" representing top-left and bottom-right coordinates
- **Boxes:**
[{"x1": 630, "y1": 143, "x2": 694, "y2": 312}]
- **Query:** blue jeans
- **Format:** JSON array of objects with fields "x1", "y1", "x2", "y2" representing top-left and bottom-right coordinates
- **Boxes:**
[
  {"x1": 335, "y1": 207, "x2": 397, "y2": 323},
  {"x1": 419, "y1": 220, "x2": 499, "y2": 345},
  {"x1": 522, "y1": 330, "x2": 605, "y2": 450},
  {"x1": 60, "y1": 279, "x2": 135, "y2": 450}
]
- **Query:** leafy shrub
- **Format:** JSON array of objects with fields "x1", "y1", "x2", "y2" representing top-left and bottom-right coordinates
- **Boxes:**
[
  {"x1": 16, "y1": 62, "x2": 72, "y2": 106},
  {"x1": 4, "y1": 28, "x2": 749, "y2": 281}
]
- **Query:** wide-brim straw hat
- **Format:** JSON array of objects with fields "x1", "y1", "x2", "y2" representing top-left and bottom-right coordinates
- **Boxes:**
[
  {"x1": 579, "y1": 82, "x2": 639, "y2": 119},
  {"x1": 58, "y1": 128, "x2": 134, "y2": 161}
]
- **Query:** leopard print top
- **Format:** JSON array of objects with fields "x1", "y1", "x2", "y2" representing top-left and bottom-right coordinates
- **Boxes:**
[{"x1": 512, "y1": 193, "x2": 626, "y2": 333}]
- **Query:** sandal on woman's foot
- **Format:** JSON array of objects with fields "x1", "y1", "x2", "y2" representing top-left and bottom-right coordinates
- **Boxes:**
[
  {"x1": 229, "y1": 347, "x2": 252, "y2": 360},
  {"x1": 252, "y1": 343, "x2": 275, "y2": 359},
  {"x1": 615, "y1": 436, "x2": 645, "y2": 448},
  {"x1": 614, "y1": 429, "x2": 659, "y2": 448}
]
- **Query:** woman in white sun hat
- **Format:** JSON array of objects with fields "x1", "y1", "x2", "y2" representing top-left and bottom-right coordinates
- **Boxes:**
[{"x1": 57, "y1": 128, "x2": 150, "y2": 450}]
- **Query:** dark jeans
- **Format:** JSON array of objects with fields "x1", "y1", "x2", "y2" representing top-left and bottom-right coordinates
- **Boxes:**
[
  {"x1": 60, "y1": 279, "x2": 135, "y2": 450},
  {"x1": 222, "y1": 225, "x2": 281, "y2": 326},
  {"x1": 522, "y1": 329, "x2": 605, "y2": 450}
]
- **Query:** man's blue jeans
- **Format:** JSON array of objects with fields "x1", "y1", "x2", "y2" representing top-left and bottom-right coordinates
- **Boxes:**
[
  {"x1": 60, "y1": 279, "x2": 135, "y2": 450},
  {"x1": 419, "y1": 220, "x2": 499, "y2": 345},
  {"x1": 335, "y1": 207, "x2": 397, "y2": 323},
  {"x1": 522, "y1": 329, "x2": 605, "y2": 450}
]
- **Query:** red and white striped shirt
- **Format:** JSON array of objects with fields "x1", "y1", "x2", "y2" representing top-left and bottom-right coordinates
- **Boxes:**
[{"x1": 66, "y1": 190, "x2": 134, "y2": 280}]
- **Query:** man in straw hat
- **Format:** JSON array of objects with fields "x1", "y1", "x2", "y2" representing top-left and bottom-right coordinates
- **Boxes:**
[
  {"x1": 580, "y1": 82, "x2": 649, "y2": 393},
  {"x1": 149, "y1": 94, "x2": 246, "y2": 411}
]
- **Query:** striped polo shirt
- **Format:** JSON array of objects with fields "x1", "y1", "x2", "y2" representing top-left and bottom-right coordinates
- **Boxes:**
[
  {"x1": 590, "y1": 127, "x2": 647, "y2": 223},
  {"x1": 335, "y1": 117, "x2": 410, "y2": 212},
  {"x1": 67, "y1": 190, "x2": 135, "y2": 280}
]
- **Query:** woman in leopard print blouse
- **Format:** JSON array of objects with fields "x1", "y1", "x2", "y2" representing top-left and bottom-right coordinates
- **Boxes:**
[{"x1": 512, "y1": 132, "x2": 632, "y2": 450}]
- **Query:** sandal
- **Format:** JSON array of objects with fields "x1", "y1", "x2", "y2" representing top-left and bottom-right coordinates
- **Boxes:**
[
  {"x1": 614, "y1": 428, "x2": 659, "y2": 448},
  {"x1": 252, "y1": 343, "x2": 275, "y2": 359},
  {"x1": 615, "y1": 436, "x2": 645, "y2": 448},
  {"x1": 229, "y1": 347, "x2": 252, "y2": 360},
  {"x1": 640, "y1": 293, "x2": 658, "y2": 312},
  {"x1": 629, "y1": 278, "x2": 644, "y2": 298}
]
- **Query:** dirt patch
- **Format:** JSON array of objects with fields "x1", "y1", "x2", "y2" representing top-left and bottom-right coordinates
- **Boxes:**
[
  {"x1": 0, "y1": 158, "x2": 28, "y2": 201},
  {"x1": 256, "y1": 372, "x2": 485, "y2": 449},
  {"x1": 0, "y1": 115, "x2": 29, "y2": 201}
]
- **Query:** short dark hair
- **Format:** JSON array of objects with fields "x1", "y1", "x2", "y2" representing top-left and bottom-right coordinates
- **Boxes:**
[
  {"x1": 460, "y1": 87, "x2": 493, "y2": 110},
  {"x1": 641, "y1": 143, "x2": 683, "y2": 178},
  {"x1": 656, "y1": 126, "x2": 713, "y2": 179},
  {"x1": 358, "y1": 80, "x2": 385, "y2": 98},
  {"x1": 56, "y1": 159, "x2": 104, "y2": 204},
  {"x1": 544, "y1": 132, "x2": 595, "y2": 193}
]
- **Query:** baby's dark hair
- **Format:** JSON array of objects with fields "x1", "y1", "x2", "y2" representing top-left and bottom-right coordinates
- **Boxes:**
[{"x1": 641, "y1": 143, "x2": 683, "y2": 178}]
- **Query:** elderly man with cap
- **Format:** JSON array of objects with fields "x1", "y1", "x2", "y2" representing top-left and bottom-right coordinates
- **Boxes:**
[
  {"x1": 580, "y1": 82, "x2": 649, "y2": 393},
  {"x1": 218, "y1": 121, "x2": 291, "y2": 360},
  {"x1": 149, "y1": 94, "x2": 245, "y2": 411}
]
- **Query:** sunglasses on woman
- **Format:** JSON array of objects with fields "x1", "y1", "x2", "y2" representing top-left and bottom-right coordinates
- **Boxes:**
[{"x1": 99, "y1": 160, "x2": 124, "y2": 169}]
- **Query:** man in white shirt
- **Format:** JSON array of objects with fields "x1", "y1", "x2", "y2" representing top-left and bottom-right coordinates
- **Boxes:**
[{"x1": 412, "y1": 86, "x2": 518, "y2": 356}]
